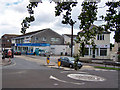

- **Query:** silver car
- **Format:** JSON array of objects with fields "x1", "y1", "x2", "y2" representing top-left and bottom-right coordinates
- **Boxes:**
[{"x1": 59, "y1": 57, "x2": 83, "y2": 69}]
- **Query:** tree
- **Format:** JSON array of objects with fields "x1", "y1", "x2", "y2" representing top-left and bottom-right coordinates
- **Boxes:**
[
  {"x1": 21, "y1": 0, "x2": 119, "y2": 55},
  {"x1": 55, "y1": 2, "x2": 77, "y2": 57},
  {"x1": 101, "y1": 1, "x2": 120, "y2": 43},
  {"x1": 21, "y1": 2, "x2": 39, "y2": 34},
  {"x1": 76, "y1": 1, "x2": 101, "y2": 57}
]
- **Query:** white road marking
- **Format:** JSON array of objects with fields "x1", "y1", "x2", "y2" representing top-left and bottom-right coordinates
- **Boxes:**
[
  {"x1": 60, "y1": 71, "x2": 88, "y2": 74},
  {"x1": 53, "y1": 83, "x2": 59, "y2": 86},
  {"x1": 67, "y1": 74, "x2": 106, "y2": 82},
  {"x1": 49, "y1": 75, "x2": 85, "y2": 85}
]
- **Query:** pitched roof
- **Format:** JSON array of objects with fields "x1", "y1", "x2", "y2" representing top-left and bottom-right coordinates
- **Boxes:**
[
  {"x1": 1, "y1": 34, "x2": 19, "y2": 38},
  {"x1": 64, "y1": 34, "x2": 77, "y2": 38},
  {"x1": 3, "y1": 34, "x2": 19, "y2": 36},
  {"x1": 79, "y1": 25, "x2": 111, "y2": 34},
  {"x1": 16, "y1": 28, "x2": 49, "y2": 38}
]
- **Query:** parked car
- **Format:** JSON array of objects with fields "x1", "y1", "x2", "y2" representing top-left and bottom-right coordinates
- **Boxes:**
[
  {"x1": 39, "y1": 50, "x2": 50, "y2": 57},
  {"x1": 2, "y1": 48, "x2": 14, "y2": 58},
  {"x1": 14, "y1": 51, "x2": 21, "y2": 55},
  {"x1": 59, "y1": 57, "x2": 83, "y2": 69}
]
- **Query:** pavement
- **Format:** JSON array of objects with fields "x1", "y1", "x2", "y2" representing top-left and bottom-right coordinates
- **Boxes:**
[{"x1": 0, "y1": 58, "x2": 12, "y2": 66}]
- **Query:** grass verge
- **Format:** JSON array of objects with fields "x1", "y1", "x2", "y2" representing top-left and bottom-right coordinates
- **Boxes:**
[{"x1": 94, "y1": 66, "x2": 120, "y2": 70}]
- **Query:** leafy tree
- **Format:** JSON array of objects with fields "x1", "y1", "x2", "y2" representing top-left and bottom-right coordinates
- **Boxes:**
[
  {"x1": 21, "y1": 2, "x2": 39, "y2": 34},
  {"x1": 101, "y1": 1, "x2": 120, "y2": 43},
  {"x1": 55, "y1": 2, "x2": 77, "y2": 57},
  {"x1": 76, "y1": 1, "x2": 101, "y2": 57}
]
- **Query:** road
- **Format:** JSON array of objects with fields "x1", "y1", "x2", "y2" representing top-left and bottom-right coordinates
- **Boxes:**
[{"x1": 2, "y1": 55, "x2": 119, "y2": 88}]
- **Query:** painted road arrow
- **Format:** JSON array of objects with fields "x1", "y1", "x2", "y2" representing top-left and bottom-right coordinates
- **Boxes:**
[{"x1": 49, "y1": 75, "x2": 85, "y2": 85}]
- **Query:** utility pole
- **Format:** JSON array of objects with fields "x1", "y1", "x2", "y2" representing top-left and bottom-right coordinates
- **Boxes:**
[
  {"x1": 71, "y1": 24, "x2": 73, "y2": 57},
  {"x1": 118, "y1": 1, "x2": 120, "y2": 50}
]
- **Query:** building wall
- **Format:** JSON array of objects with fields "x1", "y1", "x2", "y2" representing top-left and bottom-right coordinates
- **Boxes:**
[
  {"x1": 94, "y1": 34, "x2": 110, "y2": 45},
  {"x1": 74, "y1": 33, "x2": 111, "y2": 59},
  {"x1": 63, "y1": 35, "x2": 71, "y2": 44},
  {"x1": 109, "y1": 42, "x2": 120, "y2": 61},
  {"x1": 1, "y1": 34, "x2": 18, "y2": 49},
  {"x1": 50, "y1": 45, "x2": 71, "y2": 55},
  {"x1": 31, "y1": 29, "x2": 64, "y2": 45},
  {"x1": 12, "y1": 29, "x2": 66, "y2": 55},
  {"x1": 62, "y1": 34, "x2": 76, "y2": 45}
]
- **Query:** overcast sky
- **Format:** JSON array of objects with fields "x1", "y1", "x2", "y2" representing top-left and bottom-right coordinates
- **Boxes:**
[{"x1": 0, "y1": 0, "x2": 116, "y2": 43}]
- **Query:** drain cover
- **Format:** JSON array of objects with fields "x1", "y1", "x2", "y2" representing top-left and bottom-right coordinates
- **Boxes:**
[{"x1": 67, "y1": 74, "x2": 105, "y2": 82}]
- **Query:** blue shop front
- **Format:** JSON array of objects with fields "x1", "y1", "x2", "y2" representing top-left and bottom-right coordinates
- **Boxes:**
[{"x1": 13, "y1": 43, "x2": 50, "y2": 55}]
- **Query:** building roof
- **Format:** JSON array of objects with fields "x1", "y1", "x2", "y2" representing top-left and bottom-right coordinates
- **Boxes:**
[
  {"x1": 15, "y1": 28, "x2": 49, "y2": 38},
  {"x1": 64, "y1": 34, "x2": 77, "y2": 38},
  {"x1": 13, "y1": 28, "x2": 63, "y2": 39},
  {"x1": 1, "y1": 34, "x2": 19, "y2": 38},
  {"x1": 2, "y1": 34, "x2": 19, "y2": 36},
  {"x1": 78, "y1": 25, "x2": 111, "y2": 34}
]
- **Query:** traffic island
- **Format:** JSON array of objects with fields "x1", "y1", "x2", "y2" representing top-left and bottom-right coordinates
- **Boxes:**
[
  {"x1": 43, "y1": 64, "x2": 55, "y2": 66},
  {"x1": 47, "y1": 65, "x2": 64, "y2": 70}
]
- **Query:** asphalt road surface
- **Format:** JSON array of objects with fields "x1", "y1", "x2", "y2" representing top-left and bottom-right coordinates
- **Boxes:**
[{"x1": 2, "y1": 55, "x2": 119, "y2": 89}]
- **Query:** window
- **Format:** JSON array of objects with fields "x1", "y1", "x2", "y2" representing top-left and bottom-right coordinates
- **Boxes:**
[
  {"x1": 97, "y1": 34, "x2": 104, "y2": 40},
  {"x1": 7, "y1": 40, "x2": 10, "y2": 42},
  {"x1": 100, "y1": 48, "x2": 107, "y2": 56},
  {"x1": 21, "y1": 38, "x2": 24, "y2": 43},
  {"x1": 51, "y1": 38, "x2": 60, "y2": 42},
  {"x1": 42, "y1": 37, "x2": 46, "y2": 41},
  {"x1": 35, "y1": 37, "x2": 38, "y2": 40},
  {"x1": 96, "y1": 48, "x2": 99, "y2": 56},
  {"x1": 5, "y1": 36, "x2": 7, "y2": 39},
  {"x1": 26, "y1": 37, "x2": 29, "y2": 39},
  {"x1": 51, "y1": 48, "x2": 55, "y2": 49},
  {"x1": 97, "y1": 35, "x2": 99, "y2": 40},
  {"x1": 56, "y1": 38, "x2": 60, "y2": 41},
  {"x1": 85, "y1": 48, "x2": 89, "y2": 55},
  {"x1": 51, "y1": 38, "x2": 55, "y2": 41}
]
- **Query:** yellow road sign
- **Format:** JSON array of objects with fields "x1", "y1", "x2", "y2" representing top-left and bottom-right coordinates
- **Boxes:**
[
  {"x1": 47, "y1": 57, "x2": 50, "y2": 64},
  {"x1": 58, "y1": 59, "x2": 61, "y2": 67}
]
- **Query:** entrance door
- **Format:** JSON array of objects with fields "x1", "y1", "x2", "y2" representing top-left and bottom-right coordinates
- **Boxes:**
[{"x1": 91, "y1": 48, "x2": 98, "y2": 58}]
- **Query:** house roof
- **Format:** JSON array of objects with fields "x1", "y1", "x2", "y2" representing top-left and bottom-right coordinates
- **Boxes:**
[
  {"x1": 64, "y1": 34, "x2": 77, "y2": 38},
  {"x1": 78, "y1": 25, "x2": 111, "y2": 34}
]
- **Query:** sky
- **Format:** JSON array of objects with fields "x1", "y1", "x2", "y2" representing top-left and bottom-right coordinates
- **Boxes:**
[{"x1": 0, "y1": 0, "x2": 117, "y2": 44}]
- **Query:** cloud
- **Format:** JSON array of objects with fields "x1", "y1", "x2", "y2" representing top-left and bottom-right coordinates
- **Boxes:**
[
  {"x1": 0, "y1": 25, "x2": 20, "y2": 37},
  {"x1": 0, "y1": 0, "x2": 115, "y2": 44}
]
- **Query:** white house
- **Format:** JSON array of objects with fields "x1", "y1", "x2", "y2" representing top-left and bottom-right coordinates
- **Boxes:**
[{"x1": 74, "y1": 31, "x2": 111, "y2": 59}]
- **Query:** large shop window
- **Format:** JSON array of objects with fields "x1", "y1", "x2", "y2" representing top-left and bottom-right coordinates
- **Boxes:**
[{"x1": 100, "y1": 48, "x2": 107, "y2": 56}]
